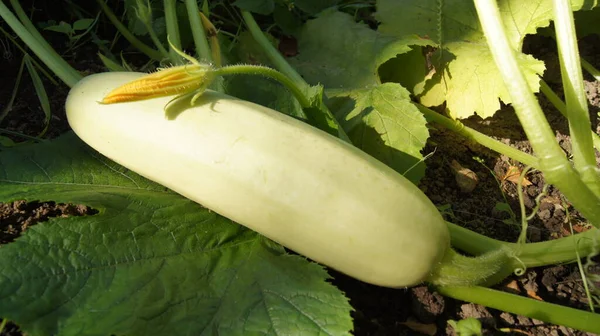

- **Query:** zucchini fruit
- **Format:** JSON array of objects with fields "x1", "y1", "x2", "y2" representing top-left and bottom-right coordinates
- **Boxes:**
[{"x1": 65, "y1": 72, "x2": 450, "y2": 288}]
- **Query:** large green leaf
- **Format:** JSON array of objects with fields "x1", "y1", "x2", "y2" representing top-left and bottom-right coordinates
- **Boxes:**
[
  {"x1": 375, "y1": 0, "x2": 596, "y2": 119},
  {"x1": 233, "y1": 0, "x2": 275, "y2": 15},
  {"x1": 232, "y1": 0, "x2": 340, "y2": 15},
  {"x1": 288, "y1": 10, "x2": 432, "y2": 182},
  {"x1": 0, "y1": 132, "x2": 353, "y2": 336}
]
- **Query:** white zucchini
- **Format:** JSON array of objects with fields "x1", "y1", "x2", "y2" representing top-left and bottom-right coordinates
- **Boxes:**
[{"x1": 65, "y1": 72, "x2": 450, "y2": 288}]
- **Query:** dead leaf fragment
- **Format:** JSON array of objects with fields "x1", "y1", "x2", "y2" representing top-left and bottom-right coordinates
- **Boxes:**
[
  {"x1": 401, "y1": 318, "x2": 437, "y2": 335},
  {"x1": 505, "y1": 280, "x2": 520, "y2": 293},
  {"x1": 498, "y1": 328, "x2": 533, "y2": 335},
  {"x1": 502, "y1": 165, "x2": 532, "y2": 186},
  {"x1": 526, "y1": 289, "x2": 544, "y2": 301}
]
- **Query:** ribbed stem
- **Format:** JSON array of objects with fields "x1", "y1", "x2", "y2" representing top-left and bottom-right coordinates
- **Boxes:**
[
  {"x1": 473, "y1": 0, "x2": 600, "y2": 228},
  {"x1": 164, "y1": 0, "x2": 182, "y2": 64},
  {"x1": 538, "y1": 79, "x2": 600, "y2": 150},
  {"x1": 581, "y1": 57, "x2": 600, "y2": 81},
  {"x1": 184, "y1": 0, "x2": 212, "y2": 63},
  {"x1": 552, "y1": 0, "x2": 600, "y2": 198}
]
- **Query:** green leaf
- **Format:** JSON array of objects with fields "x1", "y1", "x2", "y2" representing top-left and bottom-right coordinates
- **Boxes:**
[
  {"x1": 229, "y1": 30, "x2": 279, "y2": 67},
  {"x1": 273, "y1": 4, "x2": 302, "y2": 36},
  {"x1": 379, "y1": 46, "x2": 430, "y2": 94},
  {"x1": 0, "y1": 135, "x2": 15, "y2": 147},
  {"x1": 0, "y1": 133, "x2": 353, "y2": 336},
  {"x1": 375, "y1": 0, "x2": 597, "y2": 119},
  {"x1": 293, "y1": 0, "x2": 341, "y2": 14},
  {"x1": 233, "y1": 0, "x2": 275, "y2": 15},
  {"x1": 43, "y1": 21, "x2": 72, "y2": 35},
  {"x1": 328, "y1": 83, "x2": 429, "y2": 182},
  {"x1": 448, "y1": 318, "x2": 483, "y2": 336},
  {"x1": 289, "y1": 10, "x2": 430, "y2": 88},
  {"x1": 72, "y1": 18, "x2": 94, "y2": 31},
  {"x1": 288, "y1": 10, "x2": 431, "y2": 182},
  {"x1": 574, "y1": 6, "x2": 600, "y2": 38}
]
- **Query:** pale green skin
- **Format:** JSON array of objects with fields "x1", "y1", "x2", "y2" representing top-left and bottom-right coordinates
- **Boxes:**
[{"x1": 66, "y1": 72, "x2": 450, "y2": 288}]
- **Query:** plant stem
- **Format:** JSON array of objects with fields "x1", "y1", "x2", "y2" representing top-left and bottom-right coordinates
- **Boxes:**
[
  {"x1": 215, "y1": 65, "x2": 311, "y2": 108},
  {"x1": 436, "y1": 285, "x2": 600, "y2": 334},
  {"x1": 240, "y1": 11, "x2": 306, "y2": 90},
  {"x1": 552, "y1": 0, "x2": 600, "y2": 198},
  {"x1": 0, "y1": 129, "x2": 46, "y2": 142},
  {"x1": 0, "y1": 26, "x2": 58, "y2": 85},
  {"x1": 164, "y1": 0, "x2": 182, "y2": 64},
  {"x1": 199, "y1": 13, "x2": 222, "y2": 68},
  {"x1": 97, "y1": 52, "x2": 126, "y2": 72},
  {"x1": 9, "y1": 0, "x2": 75, "y2": 80},
  {"x1": 240, "y1": 10, "x2": 350, "y2": 142},
  {"x1": 139, "y1": 12, "x2": 170, "y2": 60},
  {"x1": 95, "y1": 0, "x2": 163, "y2": 61},
  {"x1": 473, "y1": 0, "x2": 600, "y2": 228},
  {"x1": 447, "y1": 222, "x2": 599, "y2": 268},
  {"x1": 581, "y1": 57, "x2": 600, "y2": 82},
  {"x1": 184, "y1": 0, "x2": 212, "y2": 63},
  {"x1": 416, "y1": 103, "x2": 540, "y2": 169},
  {"x1": 0, "y1": 1, "x2": 81, "y2": 87},
  {"x1": 0, "y1": 56, "x2": 25, "y2": 123},
  {"x1": 538, "y1": 79, "x2": 600, "y2": 150}
]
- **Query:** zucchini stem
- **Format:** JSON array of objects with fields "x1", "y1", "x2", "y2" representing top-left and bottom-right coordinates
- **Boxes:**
[
  {"x1": 427, "y1": 247, "x2": 515, "y2": 287},
  {"x1": 447, "y1": 221, "x2": 599, "y2": 269},
  {"x1": 215, "y1": 65, "x2": 311, "y2": 108}
]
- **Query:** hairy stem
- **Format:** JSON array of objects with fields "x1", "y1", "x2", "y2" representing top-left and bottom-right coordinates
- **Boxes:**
[
  {"x1": 215, "y1": 65, "x2": 311, "y2": 108},
  {"x1": 428, "y1": 248, "x2": 514, "y2": 287},
  {"x1": 447, "y1": 222, "x2": 599, "y2": 268}
]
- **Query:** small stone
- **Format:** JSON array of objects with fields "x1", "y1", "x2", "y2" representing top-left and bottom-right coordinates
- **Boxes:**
[
  {"x1": 527, "y1": 185, "x2": 538, "y2": 197},
  {"x1": 558, "y1": 326, "x2": 570, "y2": 335},
  {"x1": 499, "y1": 312, "x2": 515, "y2": 325},
  {"x1": 538, "y1": 209, "x2": 551, "y2": 220},
  {"x1": 409, "y1": 286, "x2": 445, "y2": 323},
  {"x1": 459, "y1": 303, "x2": 495, "y2": 327},
  {"x1": 516, "y1": 315, "x2": 532, "y2": 326},
  {"x1": 531, "y1": 318, "x2": 545, "y2": 326},
  {"x1": 539, "y1": 201, "x2": 554, "y2": 212}
]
